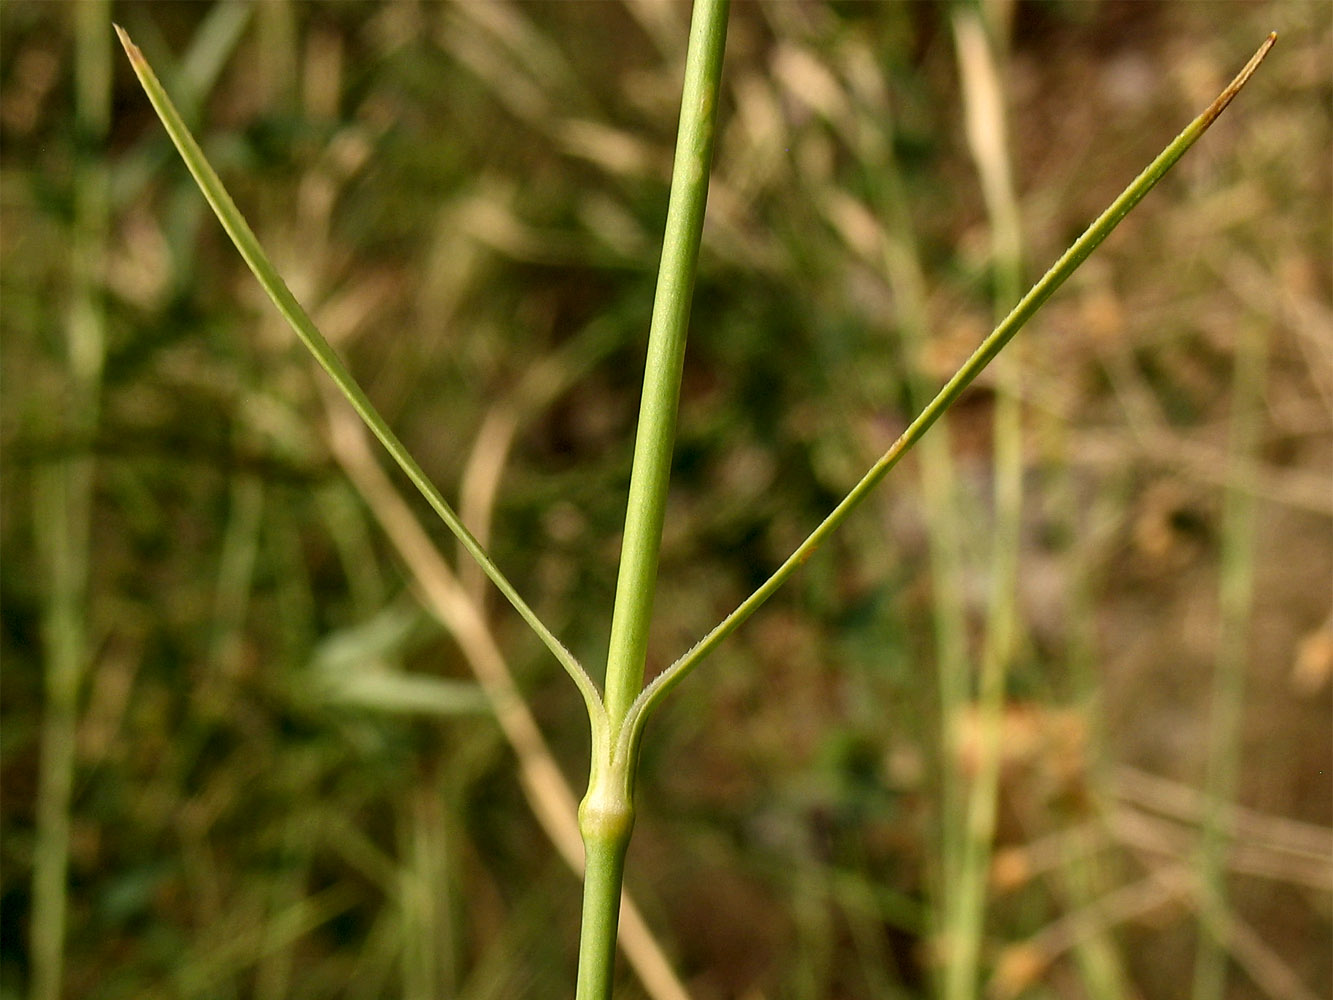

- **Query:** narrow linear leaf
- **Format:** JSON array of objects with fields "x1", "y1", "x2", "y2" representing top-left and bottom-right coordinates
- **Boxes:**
[
  {"x1": 621, "y1": 32, "x2": 1277, "y2": 754},
  {"x1": 114, "y1": 25, "x2": 601, "y2": 715}
]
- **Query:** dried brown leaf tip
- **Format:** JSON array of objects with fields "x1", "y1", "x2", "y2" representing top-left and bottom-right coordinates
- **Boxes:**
[
  {"x1": 113, "y1": 24, "x2": 143, "y2": 65},
  {"x1": 1203, "y1": 32, "x2": 1277, "y2": 127}
]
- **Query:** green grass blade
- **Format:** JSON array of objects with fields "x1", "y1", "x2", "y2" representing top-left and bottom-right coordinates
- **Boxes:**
[
  {"x1": 622, "y1": 31, "x2": 1278, "y2": 749},
  {"x1": 114, "y1": 25, "x2": 599, "y2": 712}
]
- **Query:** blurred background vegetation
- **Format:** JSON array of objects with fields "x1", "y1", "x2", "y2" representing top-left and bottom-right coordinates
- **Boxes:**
[{"x1": 2, "y1": 2, "x2": 1329, "y2": 998}]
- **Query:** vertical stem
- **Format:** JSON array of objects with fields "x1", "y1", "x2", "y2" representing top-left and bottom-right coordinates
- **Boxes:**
[
  {"x1": 576, "y1": 832, "x2": 633, "y2": 1000},
  {"x1": 1191, "y1": 318, "x2": 1268, "y2": 1000},
  {"x1": 946, "y1": 10, "x2": 1025, "y2": 996},
  {"x1": 30, "y1": 5, "x2": 110, "y2": 999},
  {"x1": 577, "y1": 2, "x2": 728, "y2": 995},
  {"x1": 602, "y1": 0, "x2": 730, "y2": 729},
  {"x1": 853, "y1": 49, "x2": 969, "y2": 965}
]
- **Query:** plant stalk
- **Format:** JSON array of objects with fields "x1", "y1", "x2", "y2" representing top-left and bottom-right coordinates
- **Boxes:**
[
  {"x1": 577, "y1": 2, "x2": 728, "y2": 995},
  {"x1": 30, "y1": 5, "x2": 110, "y2": 1000},
  {"x1": 601, "y1": 0, "x2": 730, "y2": 730},
  {"x1": 945, "y1": 10, "x2": 1026, "y2": 998},
  {"x1": 576, "y1": 820, "x2": 634, "y2": 1000},
  {"x1": 1191, "y1": 316, "x2": 1269, "y2": 1000}
]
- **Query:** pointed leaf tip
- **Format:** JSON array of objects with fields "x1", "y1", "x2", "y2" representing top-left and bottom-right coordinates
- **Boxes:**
[
  {"x1": 113, "y1": 23, "x2": 142, "y2": 63},
  {"x1": 1200, "y1": 31, "x2": 1277, "y2": 128}
]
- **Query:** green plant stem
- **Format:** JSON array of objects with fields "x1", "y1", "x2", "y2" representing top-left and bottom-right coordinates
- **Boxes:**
[
  {"x1": 602, "y1": 0, "x2": 730, "y2": 731},
  {"x1": 30, "y1": 6, "x2": 110, "y2": 1000},
  {"x1": 113, "y1": 24, "x2": 599, "y2": 718},
  {"x1": 624, "y1": 31, "x2": 1277, "y2": 748},
  {"x1": 946, "y1": 10, "x2": 1026, "y2": 998},
  {"x1": 576, "y1": 822, "x2": 633, "y2": 1000},
  {"x1": 575, "y1": 712, "x2": 637, "y2": 999},
  {"x1": 1191, "y1": 317, "x2": 1269, "y2": 1000},
  {"x1": 848, "y1": 51, "x2": 971, "y2": 936},
  {"x1": 576, "y1": 3, "x2": 729, "y2": 996}
]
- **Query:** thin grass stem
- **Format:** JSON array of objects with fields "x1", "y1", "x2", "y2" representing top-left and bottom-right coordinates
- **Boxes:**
[
  {"x1": 944, "y1": 10, "x2": 1026, "y2": 997},
  {"x1": 601, "y1": 0, "x2": 730, "y2": 731},
  {"x1": 1191, "y1": 316, "x2": 1270, "y2": 1000},
  {"x1": 576, "y1": 3, "x2": 729, "y2": 995}
]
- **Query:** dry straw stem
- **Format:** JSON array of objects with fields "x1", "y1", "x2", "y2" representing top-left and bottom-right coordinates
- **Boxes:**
[
  {"x1": 989, "y1": 860, "x2": 1322, "y2": 1000},
  {"x1": 1111, "y1": 767, "x2": 1333, "y2": 892},
  {"x1": 990, "y1": 811, "x2": 1330, "y2": 1000},
  {"x1": 994, "y1": 788, "x2": 1333, "y2": 898},
  {"x1": 987, "y1": 868, "x2": 1188, "y2": 1000},
  {"x1": 456, "y1": 318, "x2": 623, "y2": 602}
]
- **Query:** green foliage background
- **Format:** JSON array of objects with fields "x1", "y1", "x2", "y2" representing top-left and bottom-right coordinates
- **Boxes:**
[{"x1": 2, "y1": 2, "x2": 1329, "y2": 998}]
